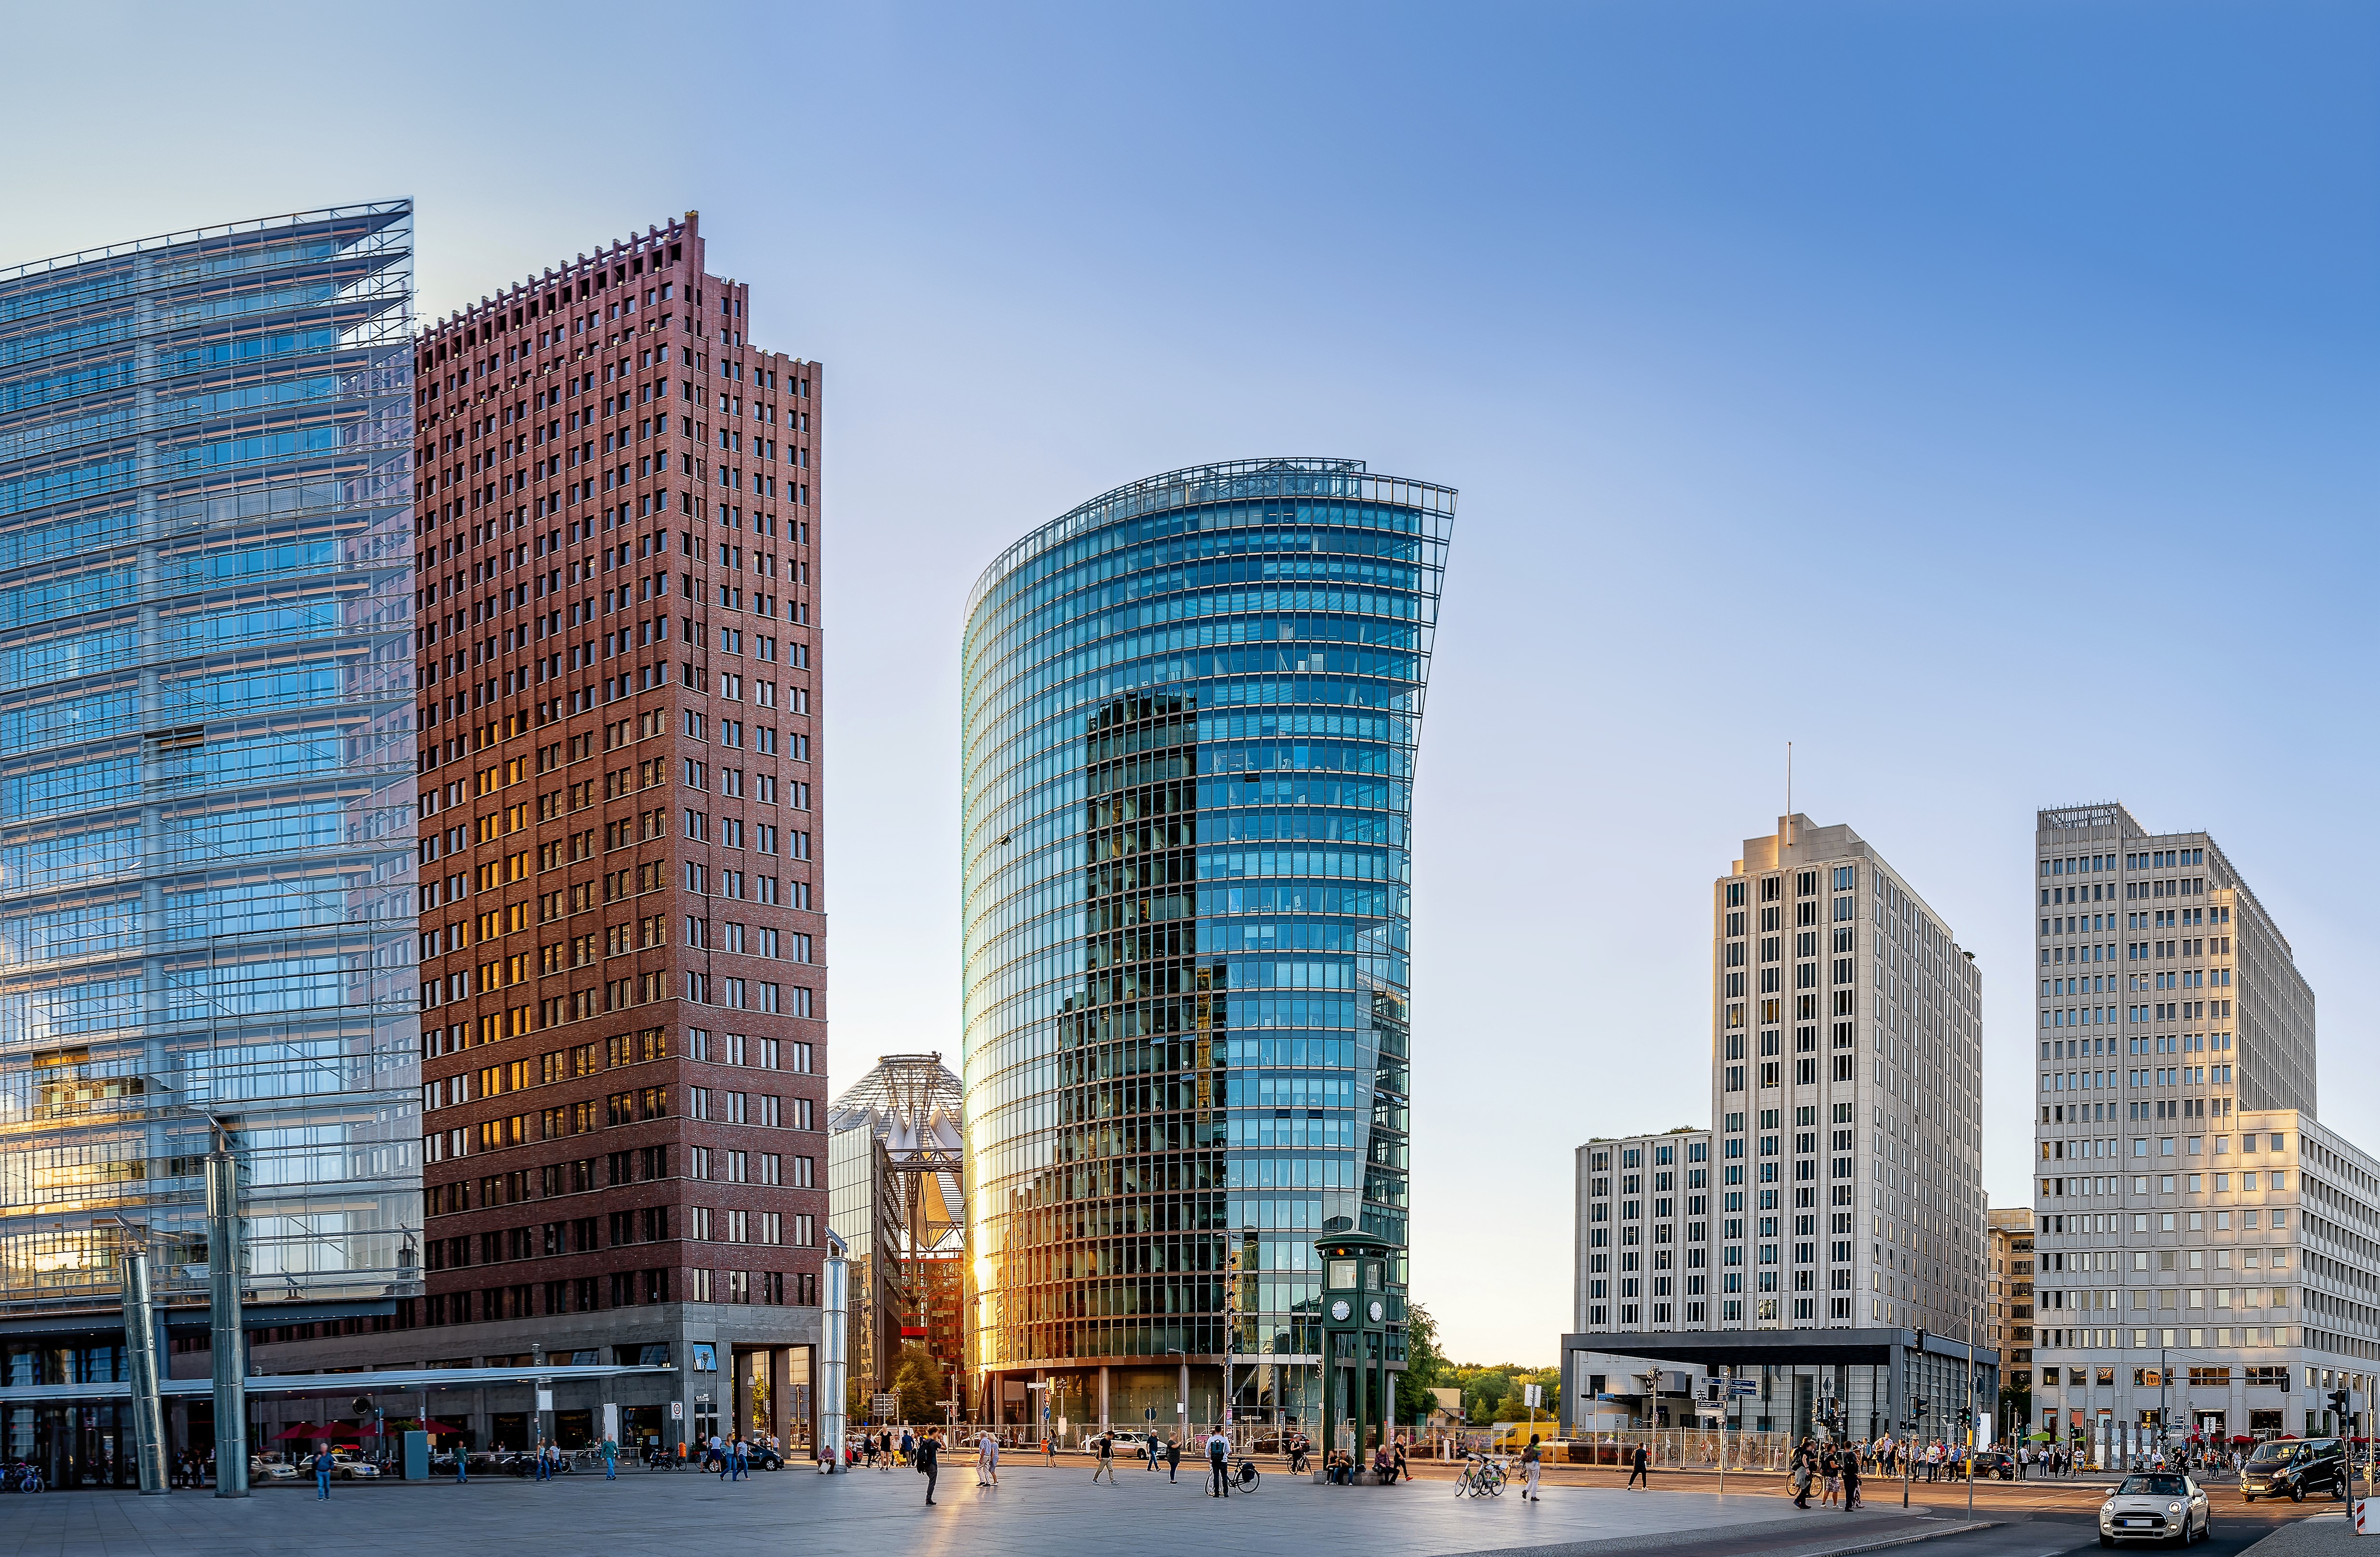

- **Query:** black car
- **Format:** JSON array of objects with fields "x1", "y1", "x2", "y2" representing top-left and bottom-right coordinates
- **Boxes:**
[
  {"x1": 2241, "y1": 1438, "x2": 2348, "y2": 1503},
  {"x1": 1955, "y1": 1450, "x2": 2016, "y2": 1481}
]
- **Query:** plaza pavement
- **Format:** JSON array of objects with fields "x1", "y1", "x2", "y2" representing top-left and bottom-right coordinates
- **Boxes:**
[{"x1": 0, "y1": 1459, "x2": 1991, "y2": 1557}]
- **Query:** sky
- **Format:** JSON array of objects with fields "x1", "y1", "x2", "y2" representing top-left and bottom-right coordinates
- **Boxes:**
[{"x1": 8, "y1": 1, "x2": 2374, "y2": 1367}]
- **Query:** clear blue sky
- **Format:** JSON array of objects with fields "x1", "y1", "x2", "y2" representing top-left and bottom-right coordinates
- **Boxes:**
[{"x1": 11, "y1": 2, "x2": 2372, "y2": 1365}]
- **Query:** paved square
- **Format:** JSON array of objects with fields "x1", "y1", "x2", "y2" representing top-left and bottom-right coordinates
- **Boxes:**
[{"x1": 0, "y1": 1461, "x2": 1955, "y2": 1557}]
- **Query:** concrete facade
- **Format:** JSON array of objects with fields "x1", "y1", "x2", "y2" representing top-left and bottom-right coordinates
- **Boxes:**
[{"x1": 2030, "y1": 803, "x2": 2376, "y2": 1458}]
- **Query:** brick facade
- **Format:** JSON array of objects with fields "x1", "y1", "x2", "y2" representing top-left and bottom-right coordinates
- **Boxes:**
[{"x1": 409, "y1": 211, "x2": 827, "y2": 1389}]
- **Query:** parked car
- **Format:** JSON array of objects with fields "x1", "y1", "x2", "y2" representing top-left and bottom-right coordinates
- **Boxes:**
[
  {"x1": 249, "y1": 1453, "x2": 300, "y2": 1481},
  {"x1": 2099, "y1": 1471, "x2": 2210, "y2": 1545},
  {"x1": 2241, "y1": 1438, "x2": 2348, "y2": 1503},
  {"x1": 1954, "y1": 1449, "x2": 2015, "y2": 1481},
  {"x1": 329, "y1": 1450, "x2": 380, "y2": 1480}
]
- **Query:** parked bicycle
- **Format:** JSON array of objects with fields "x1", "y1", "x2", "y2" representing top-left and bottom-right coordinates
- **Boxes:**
[
  {"x1": 1232, "y1": 1455, "x2": 1261, "y2": 1492},
  {"x1": 1454, "y1": 1453, "x2": 1508, "y2": 1498}
]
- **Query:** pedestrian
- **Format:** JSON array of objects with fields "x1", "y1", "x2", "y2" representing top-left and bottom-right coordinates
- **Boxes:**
[
  {"x1": 1394, "y1": 1436, "x2": 1410, "y2": 1483},
  {"x1": 1166, "y1": 1435, "x2": 1182, "y2": 1482},
  {"x1": 1792, "y1": 1438, "x2": 1814, "y2": 1509},
  {"x1": 1840, "y1": 1443, "x2": 1862, "y2": 1511},
  {"x1": 454, "y1": 1438, "x2": 468, "y2": 1482},
  {"x1": 734, "y1": 1434, "x2": 750, "y2": 1481},
  {"x1": 1287, "y1": 1433, "x2": 1309, "y2": 1477},
  {"x1": 916, "y1": 1427, "x2": 940, "y2": 1505},
  {"x1": 601, "y1": 1431, "x2": 617, "y2": 1480},
  {"x1": 1206, "y1": 1424, "x2": 1231, "y2": 1497},
  {"x1": 1521, "y1": 1434, "x2": 1543, "y2": 1502},
  {"x1": 315, "y1": 1445, "x2": 333, "y2": 1499},
  {"x1": 1042, "y1": 1433, "x2": 1055, "y2": 1467},
  {"x1": 977, "y1": 1429, "x2": 999, "y2": 1487},
  {"x1": 1093, "y1": 1431, "x2": 1117, "y2": 1484},
  {"x1": 1627, "y1": 1439, "x2": 1651, "y2": 1489},
  {"x1": 1823, "y1": 1446, "x2": 1842, "y2": 1508}
]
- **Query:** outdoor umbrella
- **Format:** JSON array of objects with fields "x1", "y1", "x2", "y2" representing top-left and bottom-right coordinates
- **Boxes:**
[
  {"x1": 271, "y1": 1423, "x2": 320, "y2": 1442},
  {"x1": 2026, "y1": 1432, "x2": 2053, "y2": 1441}
]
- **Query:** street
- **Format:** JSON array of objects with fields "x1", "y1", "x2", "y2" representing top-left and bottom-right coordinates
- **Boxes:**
[{"x1": 0, "y1": 1456, "x2": 2334, "y2": 1557}]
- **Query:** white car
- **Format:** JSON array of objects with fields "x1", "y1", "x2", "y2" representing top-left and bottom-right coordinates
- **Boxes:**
[
  {"x1": 330, "y1": 1454, "x2": 381, "y2": 1480},
  {"x1": 2099, "y1": 1471, "x2": 2211, "y2": 1546},
  {"x1": 249, "y1": 1454, "x2": 300, "y2": 1481}
]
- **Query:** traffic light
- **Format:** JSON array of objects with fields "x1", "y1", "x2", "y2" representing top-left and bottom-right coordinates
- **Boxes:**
[{"x1": 2331, "y1": 1389, "x2": 2351, "y2": 1423}]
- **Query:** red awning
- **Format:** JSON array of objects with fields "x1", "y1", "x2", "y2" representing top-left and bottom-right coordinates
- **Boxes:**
[{"x1": 271, "y1": 1423, "x2": 321, "y2": 1442}]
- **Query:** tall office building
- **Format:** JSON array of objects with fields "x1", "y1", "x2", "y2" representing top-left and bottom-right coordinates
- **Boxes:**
[
  {"x1": 959, "y1": 458, "x2": 1452, "y2": 1437},
  {"x1": 404, "y1": 213, "x2": 829, "y2": 1451},
  {"x1": 2030, "y1": 803, "x2": 2378, "y2": 1458},
  {"x1": 0, "y1": 205, "x2": 421, "y2": 1484},
  {"x1": 1569, "y1": 815, "x2": 1991, "y2": 1444}
]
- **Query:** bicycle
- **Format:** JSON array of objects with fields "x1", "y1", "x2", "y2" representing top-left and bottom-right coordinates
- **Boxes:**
[
  {"x1": 1233, "y1": 1457, "x2": 1261, "y2": 1492},
  {"x1": 1454, "y1": 1453, "x2": 1507, "y2": 1497}
]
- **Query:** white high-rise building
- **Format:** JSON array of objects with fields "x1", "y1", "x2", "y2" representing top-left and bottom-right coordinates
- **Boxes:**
[
  {"x1": 1710, "y1": 816, "x2": 1986, "y2": 1335},
  {"x1": 1568, "y1": 816, "x2": 1993, "y2": 1444},
  {"x1": 2030, "y1": 802, "x2": 2378, "y2": 1458}
]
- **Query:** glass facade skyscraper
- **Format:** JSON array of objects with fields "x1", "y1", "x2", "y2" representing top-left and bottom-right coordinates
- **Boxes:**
[
  {"x1": 959, "y1": 458, "x2": 1452, "y2": 1433},
  {"x1": 0, "y1": 205, "x2": 420, "y2": 1477}
]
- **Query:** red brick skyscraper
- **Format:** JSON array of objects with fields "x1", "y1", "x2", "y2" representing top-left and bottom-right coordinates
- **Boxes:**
[{"x1": 410, "y1": 212, "x2": 827, "y2": 1453}]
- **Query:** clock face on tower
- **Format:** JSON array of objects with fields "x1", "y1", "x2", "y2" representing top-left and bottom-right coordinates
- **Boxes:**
[
  {"x1": 1368, "y1": 1300, "x2": 1384, "y2": 1323},
  {"x1": 1330, "y1": 1299, "x2": 1351, "y2": 1322}
]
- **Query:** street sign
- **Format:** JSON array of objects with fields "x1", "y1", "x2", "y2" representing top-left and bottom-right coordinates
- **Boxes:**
[
  {"x1": 872, "y1": 1392, "x2": 899, "y2": 1421},
  {"x1": 1729, "y1": 1381, "x2": 1759, "y2": 1397},
  {"x1": 670, "y1": 1402, "x2": 684, "y2": 1419},
  {"x1": 1145, "y1": 1406, "x2": 1157, "y2": 1421},
  {"x1": 1525, "y1": 1384, "x2": 1543, "y2": 1409}
]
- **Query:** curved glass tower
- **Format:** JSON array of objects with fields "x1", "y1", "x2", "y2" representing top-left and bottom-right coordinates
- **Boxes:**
[
  {"x1": 960, "y1": 457, "x2": 1452, "y2": 1436},
  {"x1": 0, "y1": 205, "x2": 420, "y2": 1459}
]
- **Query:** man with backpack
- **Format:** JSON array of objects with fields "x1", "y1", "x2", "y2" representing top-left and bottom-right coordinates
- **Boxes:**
[
  {"x1": 1206, "y1": 1425, "x2": 1232, "y2": 1497},
  {"x1": 916, "y1": 1427, "x2": 940, "y2": 1504}
]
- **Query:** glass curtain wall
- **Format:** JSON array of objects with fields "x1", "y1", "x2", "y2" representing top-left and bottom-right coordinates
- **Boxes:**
[
  {"x1": 960, "y1": 458, "x2": 1452, "y2": 1429},
  {"x1": 0, "y1": 206, "x2": 421, "y2": 1354}
]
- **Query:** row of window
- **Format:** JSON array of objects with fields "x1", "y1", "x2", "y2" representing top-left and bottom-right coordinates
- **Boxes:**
[{"x1": 416, "y1": 1265, "x2": 815, "y2": 1326}]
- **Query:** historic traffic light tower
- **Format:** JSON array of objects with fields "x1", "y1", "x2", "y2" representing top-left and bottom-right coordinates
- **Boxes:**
[{"x1": 1315, "y1": 1230, "x2": 1403, "y2": 1478}]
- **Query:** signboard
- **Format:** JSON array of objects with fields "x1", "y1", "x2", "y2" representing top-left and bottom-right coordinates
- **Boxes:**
[
  {"x1": 1525, "y1": 1384, "x2": 1543, "y2": 1409},
  {"x1": 602, "y1": 1404, "x2": 619, "y2": 1442},
  {"x1": 670, "y1": 1402, "x2": 684, "y2": 1420},
  {"x1": 535, "y1": 1390, "x2": 554, "y2": 1412},
  {"x1": 873, "y1": 1392, "x2": 900, "y2": 1421}
]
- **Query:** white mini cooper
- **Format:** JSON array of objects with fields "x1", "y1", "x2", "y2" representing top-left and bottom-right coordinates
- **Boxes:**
[{"x1": 2099, "y1": 1471, "x2": 2211, "y2": 1546}]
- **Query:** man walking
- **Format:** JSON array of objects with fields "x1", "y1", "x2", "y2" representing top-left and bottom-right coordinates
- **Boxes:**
[
  {"x1": 315, "y1": 1447, "x2": 333, "y2": 1500},
  {"x1": 1627, "y1": 1440, "x2": 1651, "y2": 1489},
  {"x1": 1166, "y1": 1435, "x2": 1181, "y2": 1482},
  {"x1": 1207, "y1": 1425, "x2": 1232, "y2": 1497},
  {"x1": 917, "y1": 1427, "x2": 940, "y2": 1505},
  {"x1": 1093, "y1": 1431, "x2": 1117, "y2": 1484},
  {"x1": 602, "y1": 1431, "x2": 617, "y2": 1480}
]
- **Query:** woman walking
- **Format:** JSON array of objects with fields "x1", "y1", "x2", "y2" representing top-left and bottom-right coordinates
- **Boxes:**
[{"x1": 976, "y1": 1429, "x2": 999, "y2": 1487}]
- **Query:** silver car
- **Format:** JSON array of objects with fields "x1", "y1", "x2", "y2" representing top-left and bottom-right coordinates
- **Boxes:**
[{"x1": 2099, "y1": 1471, "x2": 2211, "y2": 1546}]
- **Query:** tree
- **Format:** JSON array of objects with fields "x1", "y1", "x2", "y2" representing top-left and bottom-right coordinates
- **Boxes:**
[
  {"x1": 1395, "y1": 1301, "x2": 1448, "y2": 1420},
  {"x1": 889, "y1": 1342, "x2": 946, "y2": 1424}
]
